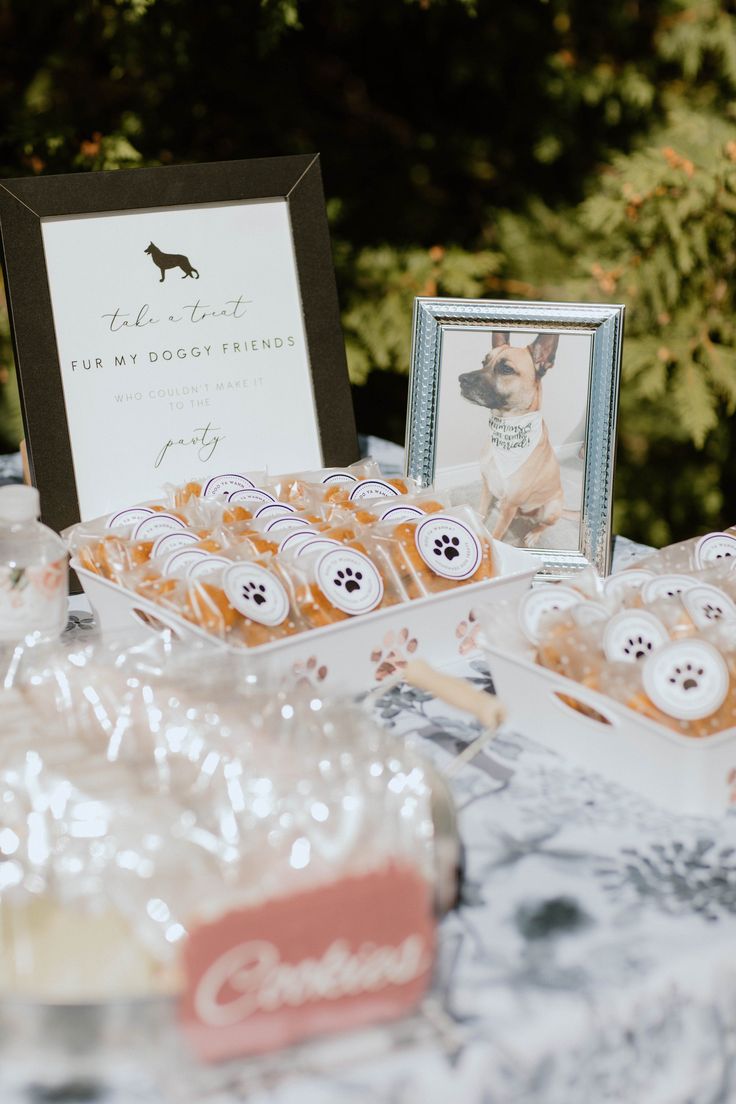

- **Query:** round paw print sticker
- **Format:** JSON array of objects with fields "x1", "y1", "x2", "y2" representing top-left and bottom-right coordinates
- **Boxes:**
[
  {"x1": 643, "y1": 639, "x2": 729, "y2": 721},
  {"x1": 518, "y1": 585, "x2": 582, "y2": 644},
  {"x1": 682, "y1": 584, "x2": 736, "y2": 630},
  {"x1": 224, "y1": 563, "x2": 289, "y2": 627},
  {"x1": 315, "y1": 548, "x2": 384, "y2": 615},
  {"x1": 695, "y1": 532, "x2": 736, "y2": 569},
  {"x1": 415, "y1": 515, "x2": 482, "y2": 580},
  {"x1": 603, "y1": 610, "x2": 669, "y2": 664},
  {"x1": 641, "y1": 574, "x2": 698, "y2": 603}
]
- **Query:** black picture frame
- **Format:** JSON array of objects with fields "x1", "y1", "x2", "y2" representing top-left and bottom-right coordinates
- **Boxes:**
[{"x1": 0, "y1": 154, "x2": 358, "y2": 535}]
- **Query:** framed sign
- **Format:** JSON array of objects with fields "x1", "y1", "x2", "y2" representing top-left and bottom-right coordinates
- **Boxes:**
[
  {"x1": 0, "y1": 155, "x2": 357, "y2": 531},
  {"x1": 406, "y1": 298, "x2": 624, "y2": 576}
]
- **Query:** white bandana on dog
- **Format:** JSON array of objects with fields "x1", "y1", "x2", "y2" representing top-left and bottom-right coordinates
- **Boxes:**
[{"x1": 487, "y1": 411, "x2": 543, "y2": 476}]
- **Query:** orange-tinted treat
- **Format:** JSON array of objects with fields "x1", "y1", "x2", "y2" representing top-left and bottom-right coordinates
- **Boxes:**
[
  {"x1": 134, "y1": 572, "x2": 179, "y2": 604},
  {"x1": 76, "y1": 537, "x2": 127, "y2": 580},
  {"x1": 222, "y1": 505, "x2": 252, "y2": 525},
  {"x1": 387, "y1": 478, "x2": 410, "y2": 494},
  {"x1": 174, "y1": 482, "x2": 202, "y2": 508},
  {"x1": 292, "y1": 579, "x2": 349, "y2": 629},
  {"x1": 323, "y1": 484, "x2": 351, "y2": 505},
  {"x1": 127, "y1": 540, "x2": 154, "y2": 567},
  {"x1": 194, "y1": 537, "x2": 224, "y2": 554},
  {"x1": 182, "y1": 582, "x2": 238, "y2": 635},
  {"x1": 238, "y1": 616, "x2": 301, "y2": 648}
]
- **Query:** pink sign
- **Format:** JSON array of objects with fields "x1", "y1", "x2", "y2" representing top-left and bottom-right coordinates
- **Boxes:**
[{"x1": 179, "y1": 863, "x2": 435, "y2": 1062}]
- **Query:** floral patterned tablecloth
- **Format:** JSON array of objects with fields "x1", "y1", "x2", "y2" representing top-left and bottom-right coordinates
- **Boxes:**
[{"x1": 54, "y1": 536, "x2": 736, "y2": 1103}]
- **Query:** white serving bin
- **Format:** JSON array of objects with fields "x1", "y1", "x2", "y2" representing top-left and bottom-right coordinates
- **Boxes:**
[
  {"x1": 484, "y1": 639, "x2": 736, "y2": 817},
  {"x1": 73, "y1": 558, "x2": 536, "y2": 697}
]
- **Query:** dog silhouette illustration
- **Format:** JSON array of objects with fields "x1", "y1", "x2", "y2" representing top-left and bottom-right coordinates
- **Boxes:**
[{"x1": 144, "y1": 242, "x2": 200, "y2": 282}]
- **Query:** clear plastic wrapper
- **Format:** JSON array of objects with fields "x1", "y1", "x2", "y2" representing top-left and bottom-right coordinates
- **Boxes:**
[
  {"x1": 266, "y1": 458, "x2": 381, "y2": 506},
  {"x1": 367, "y1": 505, "x2": 496, "y2": 601},
  {"x1": 0, "y1": 635, "x2": 452, "y2": 1008},
  {"x1": 163, "y1": 471, "x2": 268, "y2": 509},
  {"x1": 617, "y1": 526, "x2": 736, "y2": 577}
]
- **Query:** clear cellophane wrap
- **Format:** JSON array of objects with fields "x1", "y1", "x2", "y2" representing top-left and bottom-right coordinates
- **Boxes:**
[{"x1": 0, "y1": 634, "x2": 440, "y2": 1004}]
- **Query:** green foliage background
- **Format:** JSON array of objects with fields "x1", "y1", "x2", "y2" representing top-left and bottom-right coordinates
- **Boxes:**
[{"x1": 1, "y1": 0, "x2": 735, "y2": 544}]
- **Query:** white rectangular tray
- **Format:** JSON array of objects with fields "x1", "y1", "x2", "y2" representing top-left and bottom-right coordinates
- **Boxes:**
[
  {"x1": 485, "y1": 643, "x2": 736, "y2": 816},
  {"x1": 74, "y1": 560, "x2": 535, "y2": 697}
]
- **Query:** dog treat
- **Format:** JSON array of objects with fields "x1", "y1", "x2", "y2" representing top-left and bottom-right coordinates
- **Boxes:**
[
  {"x1": 631, "y1": 528, "x2": 736, "y2": 577},
  {"x1": 267, "y1": 458, "x2": 381, "y2": 506},
  {"x1": 68, "y1": 461, "x2": 512, "y2": 651},
  {"x1": 342, "y1": 492, "x2": 449, "y2": 528},
  {"x1": 368, "y1": 506, "x2": 496, "y2": 601}
]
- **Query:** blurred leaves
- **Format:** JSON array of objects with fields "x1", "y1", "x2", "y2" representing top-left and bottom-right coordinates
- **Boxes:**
[{"x1": 0, "y1": 0, "x2": 736, "y2": 542}]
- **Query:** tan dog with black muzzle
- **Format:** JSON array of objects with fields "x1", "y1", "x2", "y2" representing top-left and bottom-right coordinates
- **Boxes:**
[{"x1": 459, "y1": 331, "x2": 563, "y2": 546}]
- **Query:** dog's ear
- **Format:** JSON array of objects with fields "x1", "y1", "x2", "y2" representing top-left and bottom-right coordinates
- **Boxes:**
[
  {"x1": 491, "y1": 330, "x2": 510, "y2": 348},
  {"x1": 529, "y1": 332, "x2": 559, "y2": 378}
]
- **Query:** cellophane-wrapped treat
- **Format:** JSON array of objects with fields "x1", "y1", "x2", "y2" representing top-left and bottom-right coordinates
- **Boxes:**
[
  {"x1": 481, "y1": 534, "x2": 736, "y2": 736},
  {"x1": 66, "y1": 462, "x2": 516, "y2": 651},
  {"x1": 0, "y1": 635, "x2": 451, "y2": 1025}
]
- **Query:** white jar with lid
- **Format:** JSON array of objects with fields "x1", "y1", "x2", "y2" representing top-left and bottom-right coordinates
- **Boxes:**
[{"x1": 0, "y1": 486, "x2": 68, "y2": 644}]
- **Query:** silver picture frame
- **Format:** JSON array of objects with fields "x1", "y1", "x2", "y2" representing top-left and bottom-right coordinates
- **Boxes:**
[{"x1": 406, "y1": 297, "x2": 625, "y2": 577}]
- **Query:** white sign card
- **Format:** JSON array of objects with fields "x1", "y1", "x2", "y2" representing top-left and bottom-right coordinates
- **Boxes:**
[
  {"x1": 0, "y1": 155, "x2": 357, "y2": 534},
  {"x1": 41, "y1": 199, "x2": 320, "y2": 519}
]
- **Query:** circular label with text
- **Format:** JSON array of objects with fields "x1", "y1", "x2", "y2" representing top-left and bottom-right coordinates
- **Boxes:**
[
  {"x1": 571, "y1": 601, "x2": 610, "y2": 627},
  {"x1": 106, "y1": 506, "x2": 155, "y2": 530},
  {"x1": 163, "y1": 548, "x2": 217, "y2": 576},
  {"x1": 279, "y1": 529, "x2": 323, "y2": 555},
  {"x1": 203, "y1": 474, "x2": 256, "y2": 498},
  {"x1": 642, "y1": 639, "x2": 729, "y2": 720},
  {"x1": 152, "y1": 530, "x2": 199, "y2": 559},
  {"x1": 518, "y1": 585, "x2": 582, "y2": 644},
  {"x1": 694, "y1": 532, "x2": 736, "y2": 570},
  {"x1": 255, "y1": 503, "x2": 296, "y2": 521},
  {"x1": 266, "y1": 517, "x2": 314, "y2": 534},
  {"x1": 133, "y1": 513, "x2": 187, "y2": 540},
  {"x1": 227, "y1": 488, "x2": 276, "y2": 508},
  {"x1": 603, "y1": 610, "x2": 669, "y2": 665},
  {"x1": 315, "y1": 547, "x2": 384, "y2": 615},
  {"x1": 641, "y1": 574, "x2": 698, "y2": 603},
  {"x1": 322, "y1": 471, "x2": 359, "y2": 485},
  {"x1": 602, "y1": 569, "x2": 654, "y2": 602},
  {"x1": 681, "y1": 584, "x2": 736, "y2": 630},
  {"x1": 295, "y1": 537, "x2": 342, "y2": 560},
  {"x1": 415, "y1": 515, "x2": 482, "y2": 580},
  {"x1": 379, "y1": 504, "x2": 425, "y2": 523},
  {"x1": 224, "y1": 563, "x2": 289, "y2": 627},
  {"x1": 187, "y1": 554, "x2": 232, "y2": 579},
  {"x1": 348, "y1": 479, "x2": 401, "y2": 502}
]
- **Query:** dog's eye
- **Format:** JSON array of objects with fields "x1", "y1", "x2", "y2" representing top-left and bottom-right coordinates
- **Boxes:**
[{"x1": 496, "y1": 362, "x2": 516, "y2": 375}]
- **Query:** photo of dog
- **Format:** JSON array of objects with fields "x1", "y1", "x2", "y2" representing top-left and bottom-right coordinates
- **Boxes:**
[
  {"x1": 433, "y1": 327, "x2": 589, "y2": 551},
  {"x1": 144, "y1": 241, "x2": 200, "y2": 282}
]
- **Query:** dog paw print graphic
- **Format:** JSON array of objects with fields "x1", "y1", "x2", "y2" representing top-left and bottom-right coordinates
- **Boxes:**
[
  {"x1": 434, "y1": 534, "x2": 461, "y2": 562},
  {"x1": 224, "y1": 563, "x2": 289, "y2": 627},
  {"x1": 334, "y1": 566, "x2": 362, "y2": 594},
  {"x1": 316, "y1": 548, "x2": 384, "y2": 615},
  {"x1": 241, "y1": 580, "x2": 268, "y2": 608},
  {"x1": 682, "y1": 585, "x2": 736, "y2": 631},
  {"x1": 695, "y1": 532, "x2": 736, "y2": 569},
  {"x1": 643, "y1": 639, "x2": 729, "y2": 721},
  {"x1": 603, "y1": 611, "x2": 669, "y2": 665},
  {"x1": 416, "y1": 516, "x2": 482, "y2": 580}
]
